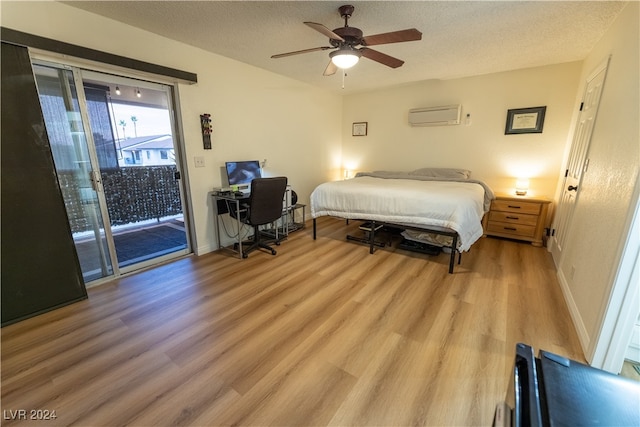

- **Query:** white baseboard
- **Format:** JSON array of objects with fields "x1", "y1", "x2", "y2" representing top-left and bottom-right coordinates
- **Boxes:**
[
  {"x1": 195, "y1": 243, "x2": 215, "y2": 256},
  {"x1": 557, "y1": 268, "x2": 592, "y2": 361}
]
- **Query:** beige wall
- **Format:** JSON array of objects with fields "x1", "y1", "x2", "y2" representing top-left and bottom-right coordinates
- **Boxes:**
[
  {"x1": 341, "y1": 62, "x2": 582, "y2": 198},
  {"x1": 553, "y1": 2, "x2": 640, "y2": 361},
  {"x1": 1, "y1": 1, "x2": 343, "y2": 254}
]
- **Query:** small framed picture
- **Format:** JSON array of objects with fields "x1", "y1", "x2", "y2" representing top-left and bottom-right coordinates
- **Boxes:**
[
  {"x1": 352, "y1": 122, "x2": 368, "y2": 136},
  {"x1": 505, "y1": 106, "x2": 546, "y2": 134}
]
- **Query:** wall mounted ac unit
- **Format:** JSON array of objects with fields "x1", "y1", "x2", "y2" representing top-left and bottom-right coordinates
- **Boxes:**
[{"x1": 408, "y1": 104, "x2": 461, "y2": 126}]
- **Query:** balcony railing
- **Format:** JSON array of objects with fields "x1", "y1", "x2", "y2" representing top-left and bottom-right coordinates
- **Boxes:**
[{"x1": 57, "y1": 165, "x2": 183, "y2": 233}]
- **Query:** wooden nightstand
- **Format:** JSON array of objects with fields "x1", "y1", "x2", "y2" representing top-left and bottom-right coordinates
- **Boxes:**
[{"x1": 482, "y1": 194, "x2": 551, "y2": 247}]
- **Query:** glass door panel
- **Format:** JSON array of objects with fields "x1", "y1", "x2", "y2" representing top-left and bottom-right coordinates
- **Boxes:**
[
  {"x1": 80, "y1": 71, "x2": 190, "y2": 272},
  {"x1": 33, "y1": 64, "x2": 113, "y2": 282}
]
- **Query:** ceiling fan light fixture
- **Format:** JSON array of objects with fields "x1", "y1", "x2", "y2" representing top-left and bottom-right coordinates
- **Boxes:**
[{"x1": 330, "y1": 48, "x2": 361, "y2": 69}]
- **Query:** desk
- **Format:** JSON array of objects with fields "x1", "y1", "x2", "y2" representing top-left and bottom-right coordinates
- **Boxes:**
[
  {"x1": 213, "y1": 189, "x2": 302, "y2": 258},
  {"x1": 212, "y1": 192, "x2": 249, "y2": 259}
]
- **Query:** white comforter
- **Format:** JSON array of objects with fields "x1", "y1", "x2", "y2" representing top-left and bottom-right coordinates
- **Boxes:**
[{"x1": 310, "y1": 176, "x2": 487, "y2": 251}]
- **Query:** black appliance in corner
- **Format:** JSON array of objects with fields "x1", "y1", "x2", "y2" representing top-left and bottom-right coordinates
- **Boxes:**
[{"x1": 494, "y1": 343, "x2": 640, "y2": 427}]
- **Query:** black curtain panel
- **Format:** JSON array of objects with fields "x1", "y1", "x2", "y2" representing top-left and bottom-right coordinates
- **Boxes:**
[{"x1": 1, "y1": 42, "x2": 87, "y2": 326}]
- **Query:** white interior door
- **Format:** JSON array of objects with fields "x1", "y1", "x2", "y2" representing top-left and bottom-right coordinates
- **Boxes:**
[{"x1": 550, "y1": 59, "x2": 609, "y2": 264}]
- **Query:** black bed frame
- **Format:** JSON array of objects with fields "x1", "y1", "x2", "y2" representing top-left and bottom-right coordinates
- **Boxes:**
[{"x1": 312, "y1": 218, "x2": 462, "y2": 274}]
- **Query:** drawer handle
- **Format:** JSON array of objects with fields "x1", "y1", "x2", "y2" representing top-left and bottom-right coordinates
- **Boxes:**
[
  {"x1": 507, "y1": 205, "x2": 521, "y2": 209},
  {"x1": 504, "y1": 227, "x2": 517, "y2": 231},
  {"x1": 506, "y1": 216, "x2": 520, "y2": 220}
]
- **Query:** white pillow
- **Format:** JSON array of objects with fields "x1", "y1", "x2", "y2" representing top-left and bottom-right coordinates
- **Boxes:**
[{"x1": 410, "y1": 167, "x2": 471, "y2": 179}]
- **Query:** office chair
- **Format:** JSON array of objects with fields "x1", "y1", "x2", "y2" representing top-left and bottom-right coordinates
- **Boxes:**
[{"x1": 235, "y1": 176, "x2": 288, "y2": 258}]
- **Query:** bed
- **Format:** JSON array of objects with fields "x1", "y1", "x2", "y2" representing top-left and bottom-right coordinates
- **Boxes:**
[{"x1": 310, "y1": 168, "x2": 495, "y2": 273}]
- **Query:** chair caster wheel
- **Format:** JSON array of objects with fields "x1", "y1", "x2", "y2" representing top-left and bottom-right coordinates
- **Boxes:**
[
  {"x1": 275, "y1": 241, "x2": 281, "y2": 246},
  {"x1": 242, "y1": 253, "x2": 248, "y2": 259},
  {"x1": 271, "y1": 249, "x2": 277, "y2": 255}
]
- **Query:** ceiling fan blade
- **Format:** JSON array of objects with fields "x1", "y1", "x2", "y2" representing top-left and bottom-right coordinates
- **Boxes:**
[
  {"x1": 271, "y1": 46, "x2": 333, "y2": 59},
  {"x1": 323, "y1": 60, "x2": 338, "y2": 76},
  {"x1": 304, "y1": 22, "x2": 345, "y2": 41},
  {"x1": 360, "y1": 48, "x2": 405, "y2": 68},
  {"x1": 361, "y1": 28, "x2": 422, "y2": 46}
]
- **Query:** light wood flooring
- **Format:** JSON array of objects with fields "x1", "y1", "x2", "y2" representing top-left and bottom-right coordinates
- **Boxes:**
[
  {"x1": 1, "y1": 217, "x2": 585, "y2": 426},
  {"x1": 621, "y1": 360, "x2": 640, "y2": 381}
]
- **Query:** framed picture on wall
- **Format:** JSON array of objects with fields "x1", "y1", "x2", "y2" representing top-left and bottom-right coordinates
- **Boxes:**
[
  {"x1": 505, "y1": 106, "x2": 546, "y2": 134},
  {"x1": 352, "y1": 122, "x2": 368, "y2": 136}
]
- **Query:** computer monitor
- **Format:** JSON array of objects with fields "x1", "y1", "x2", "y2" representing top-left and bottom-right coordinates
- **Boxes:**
[{"x1": 225, "y1": 160, "x2": 262, "y2": 188}]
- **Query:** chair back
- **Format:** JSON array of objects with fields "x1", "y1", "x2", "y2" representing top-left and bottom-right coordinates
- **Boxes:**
[{"x1": 247, "y1": 177, "x2": 288, "y2": 226}]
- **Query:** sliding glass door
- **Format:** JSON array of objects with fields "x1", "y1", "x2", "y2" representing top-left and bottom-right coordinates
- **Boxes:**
[
  {"x1": 80, "y1": 70, "x2": 189, "y2": 274},
  {"x1": 33, "y1": 64, "x2": 114, "y2": 282},
  {"x1": 33, "y1": 61, "x2": 190, "y2": 283}
]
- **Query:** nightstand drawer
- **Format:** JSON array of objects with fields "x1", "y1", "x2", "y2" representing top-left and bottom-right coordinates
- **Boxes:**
[
  {"x1": 488, "y1": 211, "x2": 539, "y2": 226},
  {"x1": 491, "y1": 199, "x2": 541, "y2": 215},
  {"x1": 486, "y1": 222, "x2": 536, "y2": 238}
]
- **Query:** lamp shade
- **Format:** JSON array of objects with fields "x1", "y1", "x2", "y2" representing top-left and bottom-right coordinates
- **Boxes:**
[
  {"x1": 330, "y1": 48, "x2": 361, "y2": 69},
  {"x1": 515, "y1": 178, "x2": 529, "y2": 196}
]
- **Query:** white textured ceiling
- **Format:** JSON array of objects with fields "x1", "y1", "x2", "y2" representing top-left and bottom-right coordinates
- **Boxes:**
[{"x1": 63, "y1": 1, "x2": 627, "y2": 94}]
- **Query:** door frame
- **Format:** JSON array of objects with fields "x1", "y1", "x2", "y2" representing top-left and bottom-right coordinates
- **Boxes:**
[
  {"x1": 72, "y1": 66, "x2": 121, "y2": 276},
  {"x1": 80, "y1": 68, "x2": 193, "y2": 277},
  {"x1": 590, "y1": 188, "x2": 640, "y2": 372}
]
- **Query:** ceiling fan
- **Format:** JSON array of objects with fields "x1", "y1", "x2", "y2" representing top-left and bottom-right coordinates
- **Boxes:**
[{"x1": 271, "y1": 4, "x2": 422, "y2": 76}]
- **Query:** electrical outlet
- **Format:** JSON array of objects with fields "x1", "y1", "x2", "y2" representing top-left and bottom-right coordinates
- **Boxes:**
[{"x1": 194, "y1": 156, "x2": 205, "y2": 168}]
